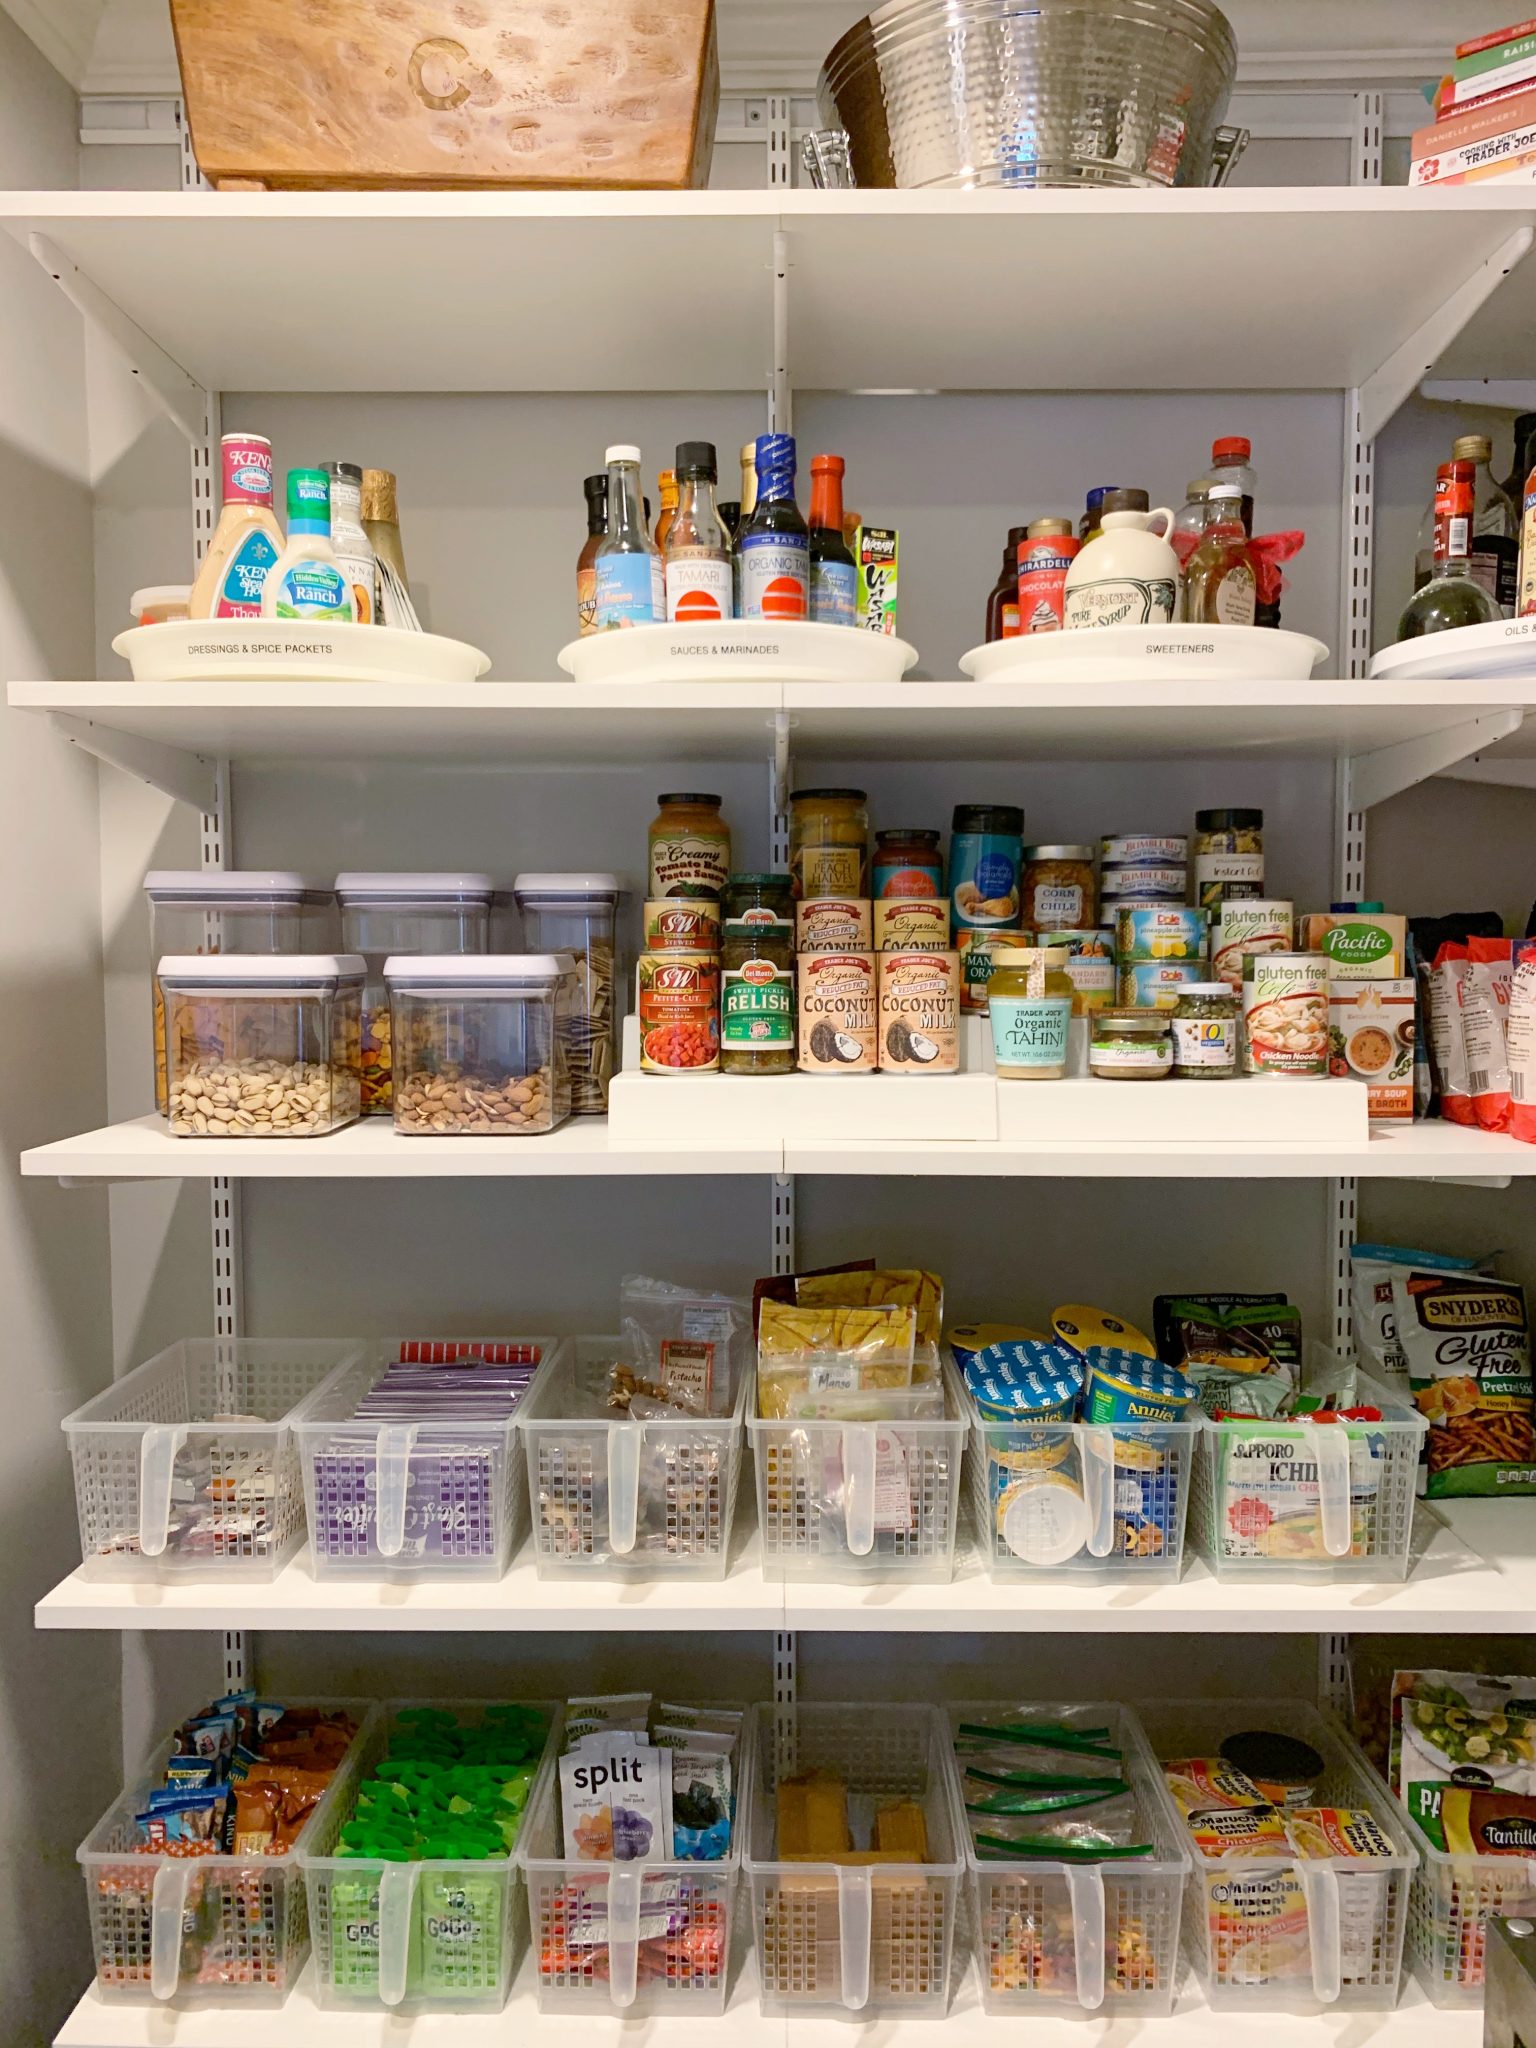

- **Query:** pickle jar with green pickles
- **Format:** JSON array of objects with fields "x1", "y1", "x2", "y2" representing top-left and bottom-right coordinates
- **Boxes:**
[{"x1": 720, "y1": 917, "x2": 795, "y2": 1073}]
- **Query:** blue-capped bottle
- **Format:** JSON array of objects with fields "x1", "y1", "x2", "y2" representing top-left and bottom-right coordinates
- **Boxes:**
[
  {"x1": 261, "y1": 468, "x2": 355, "y2": 621},
  {"x1": 594, "y1": 443, "x2": 665, "y2": 629},
  {"x1": 737, "y1": 434, "x2": 809, "y2": 622}
]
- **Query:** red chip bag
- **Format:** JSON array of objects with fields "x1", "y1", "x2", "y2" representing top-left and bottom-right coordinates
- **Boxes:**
[
  {"x1": 1509, "y1": 940, "x2": 1536, "y2": 1145},
  {"x1": 1466, "y1": 936, "x2": 1514, "y2": 1132},
  {"x1": 1431, "y1": 942, "x2": 1473, "y2": 1125}
]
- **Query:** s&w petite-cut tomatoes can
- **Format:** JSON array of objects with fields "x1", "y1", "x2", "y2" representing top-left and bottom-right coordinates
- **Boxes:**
[{"x1": 638, "y1": 950, "x2": 720, "y2": 1073}]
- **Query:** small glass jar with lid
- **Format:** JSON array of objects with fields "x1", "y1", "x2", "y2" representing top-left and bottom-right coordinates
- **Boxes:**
[
  {"x1": 648, "y1": 793, "x2": 731, "y2": 900},
  {"x1": 159, "y1": 953, "x2": 364, "y2": 1135},
  {"x1": 1022, "y1": 845, "x2": 1097, "y2": 931},
  {"x1": 720, "y1": 917, "x2": 795, "y2": 1073},
  {"x1": 720, "y1": 872, "x2": 795, "y2": 936},
  {"x1": 872, "y1": 828, "x2": 944, "y2": 900},
  {"x1": 144, "y1": 871, "x2": 337, "y2": 1116},
  {"x1": 987, "y1": 946, "x2": 1074, "y2": 1080},
  {"x1": 1089, "y1": 1008, "x2": 1173, "y2": 1081},
  {"x1": 1171, "y1": 982, "x2": 1240, "y2": 1079},
  {"x1": 337, "y1": 873, "x2": 495, "y2": 1115},
  {"x1": 789, "y1": 787, "x2": 869, "y2": 899}
]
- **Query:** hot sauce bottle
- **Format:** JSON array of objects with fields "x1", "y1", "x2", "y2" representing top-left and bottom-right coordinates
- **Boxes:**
[
  {"x1": 986, "y1": 527, "x2": 1027, "y2": 641},
  {"x1": 808, "y1": 454, "x2": 857, "y2": 626}
]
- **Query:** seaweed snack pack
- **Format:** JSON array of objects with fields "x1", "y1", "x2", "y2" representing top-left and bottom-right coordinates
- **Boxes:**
[
  {"x1": 1154, "y1": 1292, "x2": 1303, "y2": 1416},
  {"x1": 617, "y1": 1275, "x2": 750, "y2": 1418},
  {"x1": 957, "y1": 1713, "x2": 1154, "y2": 1864},
  {"x1": 1395, "y1": 1269, "x2": 1536, "y2": 1496},
  {"x1": 1349, "y1": 1241, "x2": 1492, "y2": 1383},
  {"x1": 1393, "y1": 1670, "x2": 1536, "y2": 1857}
]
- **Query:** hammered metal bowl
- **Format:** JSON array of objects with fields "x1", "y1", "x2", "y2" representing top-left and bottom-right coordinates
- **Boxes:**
[{"x1": 811, "y1": 0, "x2": 1244, "y2": 190}]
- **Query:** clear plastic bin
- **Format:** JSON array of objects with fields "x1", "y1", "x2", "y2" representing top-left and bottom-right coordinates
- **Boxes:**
[
  {"x1": 519, "y1": 1336, "x2": 747, "y2": 1578},
  {"x1": 63, "y1": 1338, "x2": 361, "y2": 1582},
  {"x1": 159, "y1": 953, "x2": 364, "y2": 1136},
  {"x1": 747, "y1": 1349, "x2": 967, "y2": 1581},
  {"x1": 383, "y1": 953, "x2": 575, "y2": 1135},
  {"x1": 304, "y1": 1699, "x2": 561, "y2": 2013},
  {"x1": 145, "y1": 870, "x2": 335, "y2": 1115},
  {"x1": 523, "y1": 1701, "x2": 748, "y2": 2015},
  {"x1": 336, "y1": 871, "x2": 494, "y2": 1114},
  {"x1": 1397, "y1": 1779, "x2": 1536, "y2": 2006},
  {"x1": 951, "y1": 1700, "x2": 1191, "y2": 2016},
  {"x1": 1190, "y1": 1358, "x2": 1427, "y2": 1581},
  {"x1": 295, "y1": 1336, "x2": 563, "y2": 1582},
  {"x1": 959, "y1": 1362, "x2": 1198, "y2": 1581},
  {"x1": 1139, "y1": 1698, "x2": 1417, "y2": 2012},
  {"x1": 743, "y1": 1702, "x2": 966, "y2": 2018},
  {"x1": 513, "y1": 872, "x2": 621, "y2": 1116},
  {"x1": 78, "y1": 1697, "x2": 376, "y2": 2006}
]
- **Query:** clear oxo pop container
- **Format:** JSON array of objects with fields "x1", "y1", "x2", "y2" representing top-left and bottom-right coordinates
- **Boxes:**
[
  {"x1": 335, "y1": 872, "x2": 494, "y2": 1114},
  {"x1": 159, "y1": 954, "x2": 364, "y2": 1137},
  {"x1": 384, "y1": 954, "x2": 575, "y2": 1135},
  {"x1": 513, "y1": 873, "x2": 621, "y2": 1115}
]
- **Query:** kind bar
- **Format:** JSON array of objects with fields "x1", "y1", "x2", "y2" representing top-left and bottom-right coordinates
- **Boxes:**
[
  {"x1": 856, "y1": 525, "x2": 899, "y2": 634},
  {"x1": 1395, "y1": 1271, "x2": 1536, "y2": 1496}
]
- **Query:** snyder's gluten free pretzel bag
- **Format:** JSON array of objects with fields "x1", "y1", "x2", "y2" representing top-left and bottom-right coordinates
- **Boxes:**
[{"x1": 1395, "y1": 1270, "x2": 1536, "y2": 1497}]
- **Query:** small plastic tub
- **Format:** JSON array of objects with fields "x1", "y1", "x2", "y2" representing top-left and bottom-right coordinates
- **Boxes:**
[
  {"x1": 519, "y1": 1336, "x2": 747, "y2": 1578},
  {"x1": 743, "y1": 1702, "x2": 966, "y2": 2018},
  {"x1": 63, "y1": 1338, "x2": 361, "y2": 1582},
  {"x1": 144, "y1": 870, "x2": 335, "y2": 1113},
  {"x1": 159, "y1": 953, "x2": 364, "y2": 1136},
  {"x1": 523, "y1": 1701, "x2": 748, "y2": 2015},
  {"x1": 304, "y1": 1699, "x2": 562, "y2": 2014},
  {"x1": 296, "y1": 1336, "x2": 564, "y2": 1582},
  {"x1": 384, "y1": 954, "x2": 575, "y2": 1135},
  {"x1": 951, "y1": 1700, "x2": 1191, "y2": 2017},
  {"x1": 335, "y1": 872, "x2": 494, "y2": 1115},
  {"x1": 513, "y1": 872, "x2": 621, "y2": 1116},
  {"x1": 78, "y1": 1697, "x2": 377, "y2": 2006},
  {"x1": 1140, "y1": 1698, "x2": 1417, "y2": 2012}
]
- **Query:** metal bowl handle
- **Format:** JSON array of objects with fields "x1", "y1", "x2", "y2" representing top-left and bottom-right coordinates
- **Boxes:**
[
  {"x1": 1208, "y1": 124, "x2": 1250, "y2": 186},
  {"x1": 802, "y1": 129, "x2": 856, "y2": 188}
]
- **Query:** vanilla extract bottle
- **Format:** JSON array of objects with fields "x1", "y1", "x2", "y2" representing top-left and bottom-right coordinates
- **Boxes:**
[{"x1": 664, "y1": 441, "x2": 733, "y2": 625}]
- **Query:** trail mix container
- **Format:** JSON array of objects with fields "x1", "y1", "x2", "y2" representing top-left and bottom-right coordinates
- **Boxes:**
[
  {"x1": 512, "y1": 874, "x2": 618, "y2": 1115},
  {"x1": 160, "y1": 954, "x2": 364, "y2": 1137},
  {"x1": 879, "y1": 950, "x2": 960, "y2": 1070},
  {"x1": 337, "y1": 873, "x2": 495, "y2": 1115},
  {"x1": 798, "y1": 951, "x2": 877, "y2": 1072},
  {"x1": 636, "y1": 950, "x2": 720, "y2": 1073},
  {"x1": 1243, "y1": 953, "x2": 1329, "y2": 1076},
  {"x1": 384, "y1": 955, "x2": 575, "y2": 1129},
  {"x1": 145, "y1": 871, "x2": 335, "y2": 1115}
]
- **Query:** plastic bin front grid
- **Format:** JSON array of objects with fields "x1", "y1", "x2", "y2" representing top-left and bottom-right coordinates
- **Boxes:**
[
  {"x1": 951, "y1": 1701, "x2": 1191, "y2": 2016},
  {"x1": 78, "y1": 1697, "x2": 377, "y2": 2007},
  {"x1": 64, "y1": 1339, "x2": 361, "y2": 1583},
  {"x1": 1138, "y1": 1698, "x2": 1417, "y2": 2013},
  {"x1": 523, "y1": 1700, "x2": 749, "y2": 2015},
  {"x1": 1390, "y1": 1765, "x2": 1536, "y2": 2007},
  {"x1": 304, "y1": 1699, "x2": 562, "y2": 2014},
  {"x1": 520, "y1": 1336, "x2": 745, "y2": 1578},
  {"x1": 1189, "y1": 1359, "x2": 1425, "y2": 1583},
  {"x1": 296, "y1": 1337, "x2": 562, "y2": 1583},
  {"x1": 744, "y1": 1702, "x2": 965, "y2": 2018},
  {"x1": 748, "y1": 1357, "x2": 967, "y2": 1581}
]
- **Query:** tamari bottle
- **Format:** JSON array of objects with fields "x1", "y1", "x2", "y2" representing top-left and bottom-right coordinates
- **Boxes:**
[
  {"x1": 594, "y1": 444, "x2": 664, "y2": 628},
  {"x1": 737, "y1": 434, "x2": 809, "y2": 621},
  {"x1": 664, "y1": 441, "x2": 733, "y2": 624},
  {"x1": 1396, "y1": 461, "x2": 1500, "y2": 641},
  {"x1": 986, "y1": 527, "x2": 1027, "y2": 641},
  {"x1": 188, "y1": 433, "x2": 284, "y2": 620},
  {"x1": 576, "y1": 471, "x2": 607, "y2": 636},
  {"x1": 808, "y1": 454, "x2": 858, "y2": 626},
  {"x1": 1182, "y1": 484, "x2": 1260, "y2": 626}
]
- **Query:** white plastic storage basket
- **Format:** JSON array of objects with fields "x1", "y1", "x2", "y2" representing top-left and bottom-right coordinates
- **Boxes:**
[
  {"x1": 522, "y1": 1703, "x2": 749, "y2": 2015},
  {"x1": 959, "y1": 1366, "x2": 1198, "y2": 1581},
  {"x1": 1139, "y1": 1698, "x2": 1417, "y2": 2012},
  {"x1": 304, "y1": 1700, "x2": 561, "y2": 2014},
  {"x1": 295, "y1": 1336, "x2": 562, "y2": 1582},
  {"x1": 63, "y1": 1339, "x2": 361, "y2": 1582},
  {"x1": 951, "y1": 1701, "x2": 1192, "y2": 2016},
  {"x1": 743, "y1": 1702, "x2": 966, "y2": 2018},
  {"x1": 78, "y1": 1698, "x2": 377, "y2": 2007},
  {"x1": 747, "y1": 1353, "x2": 967, "y2": 1581},
  {"x1": 1190, "y1": 1359, "x2": 1426, "y2": 1582},
  {"x1": 519, "y1": 1336, "x2": 746, "y2": 1578},
  {"x1": 1399, "y1": 1780, "x2": 1536, "y2": 2006}
]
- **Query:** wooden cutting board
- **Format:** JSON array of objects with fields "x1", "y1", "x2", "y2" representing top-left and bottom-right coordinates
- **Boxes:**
[{"x1": 171, "y1": 0, "x2": 718, "y2": 190}]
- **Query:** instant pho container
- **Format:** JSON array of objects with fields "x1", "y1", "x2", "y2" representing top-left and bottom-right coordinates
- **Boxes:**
[
  {"x1": 336, "y1": 872, "x2": 495, "y2": 1113},
  {"x1": 144, "y1": 870, "x2": 335, "y2": 1113}
]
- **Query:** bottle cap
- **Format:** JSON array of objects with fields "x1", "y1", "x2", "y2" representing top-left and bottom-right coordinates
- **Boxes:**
[
  {"x1": 285, "y1": 467, "x2": 331, "y2": 526},
  {"x1": 1006, "y1": 524, "x2": 1029, "y2": 544},
  {"x1": 657, "y1": 791, "x2": 723, "y2": 807},
  {"x1": 675, "y1": 441, "x2": 718, "y2": 479},
  {"x1": 1195, "y1": 808, "x2": 1263, "y2": 830},
  {"x1": 324, "y1": 460, "x2": 363, "y2": 486},
  {"x1": 658, "y1": 467, "x2": 677, "y2": 500},
  {"x1": 1085, "y1": 486, "x2": 1114, "y2": 511},
  {"x1": 605, "y1": 444, "x2": 641, "y2": 465},
  {"x1": 1208, "y1": 483, "x2": 1244, "y2": 501},
  {"x1": 1213, "y1": 436, "x2": 1252, "y2": 463},
  {"x1": 810, "y1": 453, "x2": 846, "y2": 476},
  {"x1": 1101, "y1": 487, "x2": 1150, "y2": 514},
  {"x1": 876, "y1": 828, "x2": 940, "y2": 846},
  {"x1": 1452, "y1": 434, "x2": 1493, "y2": 463},
  {"x1": 1027, "y1": 517, "x2": 1075, "y2": 537}
]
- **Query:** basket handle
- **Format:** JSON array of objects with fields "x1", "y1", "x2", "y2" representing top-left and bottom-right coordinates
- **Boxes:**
[
  {"x1": 138, "y1": 1425, "x2": 189, "y2": 1559},
  {"x1": 373, "y1": 1423, "x2": 419, "y2": 1559},
  {"x1": 1066, "y1": 1863, "x2": 1106, "y2": 2011},
  {"x1": 606, "y1": 1862, "x2": 642, "y2": 2009},
  {"x1": 840, "y1": 1424, "x2": 877, "y2": 1557},
  {"x1": 836, "y1": 1865, "x2": 872, "y2": 2010},
  {"x1": 1079, "y1": 1427, "x2": 1118, "y2": 1558},
  {"x1": 607, "y1": 1420, "x2": 642, "y2": 1556},
  {"x1": 1298, "y1": 1859, "x2": 1342, "y2": 2004},
  {"x1": 1314, "y1": 1426, "x2": 1354, "y2": 1558},
  {"x1": 149, "y1": 1860, "x2": 190, "y2": 1999},
  {"x1": 377, "y1": 1860, "x2": 419, "y2": 2008}
]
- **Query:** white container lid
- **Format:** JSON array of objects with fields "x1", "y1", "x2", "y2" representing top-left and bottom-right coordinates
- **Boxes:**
[
  {"x1": 335, "y1": 871, "x2": 496, "y2": 901},
  {"x1": 1176, "y1": 983, "x2": 1236, "y2": 998},
  {"x1": 512, "y1": 872, "x2": 621, "y2": 902},
  {"x1": 383, "y1": 952, "x2": 576, "y2": 985},
  {"x1": 605, "y1": 444, "x2": 641, "y2": 464},
  {"x1": 145, "y1": 869, "x2": 332, "y2": 900},
  {"x1": 157, "y1": 952, "x2": 365, "y2": 984},
  {"x1": 999, "y1": 1470, "x2": 1092, "y2": 1566}
]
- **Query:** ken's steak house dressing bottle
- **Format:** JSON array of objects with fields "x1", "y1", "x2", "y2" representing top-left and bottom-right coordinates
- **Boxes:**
[{"x1": 188, "y1": 434, "x2": 284, "y2": 620}]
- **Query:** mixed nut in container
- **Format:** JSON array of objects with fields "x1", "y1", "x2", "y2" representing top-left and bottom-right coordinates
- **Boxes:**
[{"x1": 383, "y1": 955, "x2": 575, "y2": 1133}]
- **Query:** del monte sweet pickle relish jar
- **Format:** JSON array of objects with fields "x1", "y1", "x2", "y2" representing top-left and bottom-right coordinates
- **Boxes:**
[{"x1": 720, "y1": 918, "x2": 794, "y2": 1073}]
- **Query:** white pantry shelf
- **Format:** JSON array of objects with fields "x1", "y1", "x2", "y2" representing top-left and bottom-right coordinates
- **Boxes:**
[
  {"x1": 8, "y1": 676, "x2": 1536, "y2": 773},
  {"x1": 50, "y1": 1953, "x2": 1475, "y2": 2047},
  {"x1": 20, "y1": 1112, "x2": 1536, "y2": 1182},
  {"x1": 5, "y1": 188, "x2": 1536, "y2": 398},
  {"x1": 33, "y1": 1502, "x2": 1527, "y2": 1636}
]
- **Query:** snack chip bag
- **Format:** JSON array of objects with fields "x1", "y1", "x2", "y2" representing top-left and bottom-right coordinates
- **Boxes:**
[
  {"x1": 1395, "y1": 1271, "x2": 1536, "y2": 1497},
  {"x1": 797, "y1": 1267, "x2": 944, "y2": 1347}
]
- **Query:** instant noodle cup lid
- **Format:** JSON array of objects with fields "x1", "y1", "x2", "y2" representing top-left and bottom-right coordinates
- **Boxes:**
[
  {"x1": 1051, "y1": 1305, "x2": 1157, "y2": 1359},
  {"x1": 964, "y1": 1341, "x2": 1083, "y2": 1421},
  {"x1": 999, "y1": 1468, "x2": 1093, "y2": 1565},
  {"x1": 1082, "y1": 1347, "x2": 1199, "y2": 1407}
]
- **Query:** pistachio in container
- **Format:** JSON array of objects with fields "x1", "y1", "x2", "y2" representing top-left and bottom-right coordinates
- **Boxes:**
[
  {"x1": 160, "y1": 953, "x2": 364, "y2": 1136},
  {"x1": 383, "y1": 955, "x2": 575, "y2": 1134}
]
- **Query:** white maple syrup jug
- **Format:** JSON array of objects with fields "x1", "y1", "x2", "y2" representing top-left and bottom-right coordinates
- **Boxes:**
[{"x1": 1063, "y1": 507, "x2": 1179, "y2": 629}]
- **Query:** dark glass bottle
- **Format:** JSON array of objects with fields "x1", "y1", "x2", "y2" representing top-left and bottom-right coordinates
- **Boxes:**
[
  {"x1": 576, "y1": 471, "x2": 607, "y2": 637},
  {"x1": 986, "y1": 526, "x2": 1027, "y2": 641},
  {"x1": 808, "y1": 454, "x2": 857, "y2": 626},
  {"x1": 1397, "y1": 460, "x2": 1501, "y2": 641},
  {"x1": 737, "y1": 434, "x2": 809, "y2": 621},
  {"x1": 717, "y1": 500, "x2": 742, "y2": 541}
]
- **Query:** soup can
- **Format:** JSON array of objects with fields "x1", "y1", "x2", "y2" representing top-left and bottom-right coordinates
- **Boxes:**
[
  {"x1": 1242, "y1": 952, "x2": 1329, "y2": 1076},
  {"x1": 1212, "y1": 900, "x2": 1294, "y2": 991},
  {"x1": 644, "y1": 898, "x2": 720, "y2": 953},
  {"x1": 637, "y1": 950, "x2": 720, "y2": 1073}
]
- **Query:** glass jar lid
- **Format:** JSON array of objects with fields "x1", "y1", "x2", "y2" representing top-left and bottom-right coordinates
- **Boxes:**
[
  {"x1": 875, "y1": 827, "x2": 941, "y2": 846},
  {"x1": 994, "y1": 946, "x2": 1068, "y2": 968},
  {"x1": 790, "y1": 787, "x2": 867, "y2": 803},
  {"x1": 1194, "y1": 809, "x2": 1263, "y2": 831},
  {"x1": 1023, "y1": 844, "x2": 1094, "y2": 861},
  {"x1": 953, "y1": 803, "x2": 1024, "y2": 833},
  {"x1": 656, "y1": 792, "x2": 722, "y2": 807},
  {"x1": 1094, "y1": 1008, "x2": 1171, "y2": 1035},
  {"x1": 1177, "y1": 983, "x2": 1237, "y2": 1000}
]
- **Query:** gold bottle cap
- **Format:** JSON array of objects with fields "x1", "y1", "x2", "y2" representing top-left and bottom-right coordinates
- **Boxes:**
[
  {"x1": 1452, "y1": 434, "x2": 1493, "y2": 463},
  {"x1": 361, "y1": 468, "x2": 399, "y2": 522}
]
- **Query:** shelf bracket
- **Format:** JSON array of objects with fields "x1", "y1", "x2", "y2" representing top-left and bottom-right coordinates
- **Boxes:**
[
  {"x1": 769, "y1": 227, "x2": 791, "y2": 434},
  {"x1": 27, "y1": 232, "x2": 208, "y2": 446},
  {"x1": 1358, "y1": 225, "x2": 1534, "y2": 441},
  {"x1": 46, "y1": 712, "x2": 217, "y2": 811},
  {"x1": 1347, "y1": 707, "x2": 1525, "y2": 810},
  {"x1": 770, "y1": 709, "x2": 792, "y2": 823}
]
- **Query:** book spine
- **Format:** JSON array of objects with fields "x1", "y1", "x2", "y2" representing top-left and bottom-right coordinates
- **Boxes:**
[
  {"x1": 1447, "y1": 70, "x2": 1536, "y2": 116},
  {"x1": 1450, "y1": 48, "x2": 1536, "y2": 104},
  {"x1": 1412, "y1": 136, "x2": 1536, "y2": 185},
  {"x1": 1457, "y1": 15, "x2": 1536, "y2": 60},
  {"x1": 1414, "y1": 82, "x2": 1536, "y2": 156},
  {"x1": 1456, "y1": 29, "x2": 1536, "y2": 79}
]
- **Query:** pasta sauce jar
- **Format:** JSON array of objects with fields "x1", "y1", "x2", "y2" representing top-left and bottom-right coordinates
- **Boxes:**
[
  {"x1": 872, "y1": 828, "x2": 943, "y2": 900},
  {"x1": 648, "y1": 793, "x2": 731, "y2": 900}
]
